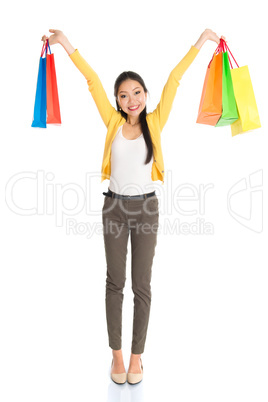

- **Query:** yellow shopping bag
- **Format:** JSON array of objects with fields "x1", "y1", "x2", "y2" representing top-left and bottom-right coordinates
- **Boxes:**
[{"x1": 230, "y1": 65, "x2": 261, "y2": 136}]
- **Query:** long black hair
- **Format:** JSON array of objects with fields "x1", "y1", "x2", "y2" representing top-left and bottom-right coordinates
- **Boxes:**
[{"x1": 114, "y1": 71, "x2": 154, "y2": 165}]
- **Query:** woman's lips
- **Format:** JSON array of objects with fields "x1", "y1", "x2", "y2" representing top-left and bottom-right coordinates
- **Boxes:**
[{"x1": 128, "y1": 105, "x2": 140, "y2": 111}]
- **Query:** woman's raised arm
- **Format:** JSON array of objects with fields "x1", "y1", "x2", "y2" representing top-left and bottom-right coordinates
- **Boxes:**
[
  {"x1": 150, "y1": 29, "x2": 224, "y2": 133},
  {"x1": 42, "y1": 29, "x2": 115, "y2": 128}
]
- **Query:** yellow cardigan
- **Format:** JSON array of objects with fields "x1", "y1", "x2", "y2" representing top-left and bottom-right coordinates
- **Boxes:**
[{"x1": 69, "y1": 45, "x2": 199, "y2": 184}]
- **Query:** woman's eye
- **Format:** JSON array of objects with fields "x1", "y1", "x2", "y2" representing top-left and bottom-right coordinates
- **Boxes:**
[{"x1": 119, "y1": 91, "x2": 140, "y2": 98}]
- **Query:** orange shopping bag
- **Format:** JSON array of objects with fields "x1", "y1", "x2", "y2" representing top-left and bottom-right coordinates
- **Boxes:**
[
  {"x1": 45, "y1": 40, "x2": 61, "y2": 124},
  {"x1": 196, "y1": 45, "x2": 223, "y2": 126}
]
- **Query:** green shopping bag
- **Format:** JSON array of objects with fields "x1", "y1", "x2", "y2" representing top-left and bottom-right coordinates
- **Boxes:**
[{"x1": 216, "y1": 41, "x2": 238, "y2": 127}]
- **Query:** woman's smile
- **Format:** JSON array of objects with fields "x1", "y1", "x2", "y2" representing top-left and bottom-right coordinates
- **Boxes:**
[{"x1": 128, "y1": 105, "x2": 140, "y2": 111}]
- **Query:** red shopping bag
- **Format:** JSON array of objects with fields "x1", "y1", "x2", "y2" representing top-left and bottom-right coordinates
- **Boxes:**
[
  {"x1": 196, "y1": 45, "x2": 223, "y2": 126},
  {"x1": 44, "y1": 41, "x2": 61, "y2": 124}
]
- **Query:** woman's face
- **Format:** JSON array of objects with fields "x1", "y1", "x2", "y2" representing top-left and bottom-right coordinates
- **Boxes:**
[{"x1": 117, "y1": 79, "x2": 147, "y2": 117}]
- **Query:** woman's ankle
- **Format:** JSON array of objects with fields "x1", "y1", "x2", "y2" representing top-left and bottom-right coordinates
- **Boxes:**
[
  {"x1": 129, "y1": 353, "x2": 141, "y2": 364},
  {"x1": 112, "y1": 349, "x2": 124, "y2": 360},
  {"x1": 130, "y1": 352, "x2": 142, "y2": 362}
]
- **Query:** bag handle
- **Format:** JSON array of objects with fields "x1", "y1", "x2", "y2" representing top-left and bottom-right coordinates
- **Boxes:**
[
  {"x1": 208, "y1": 38, "x2": 239, "y2": 69},
  {"x1": 215, "y1": 38, "x2": 224, "y2": 55},
  {"x1": 41, "y1": 39, "x2": 51, "y2": 58},
  {"x1": 220, "y1": 39, "x2": 239, "y2": 69},
  {"x1": 225, "y1": 42, "x2": 239, "y2": 69},
  {"x1": 208, "y1": 38, "x2": 224, "y2": 67}
]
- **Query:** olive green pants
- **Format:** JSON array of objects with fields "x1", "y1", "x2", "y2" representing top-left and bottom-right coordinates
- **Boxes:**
[{"x1": 102, "y1": 194, "x2": 159, "y2": 354}]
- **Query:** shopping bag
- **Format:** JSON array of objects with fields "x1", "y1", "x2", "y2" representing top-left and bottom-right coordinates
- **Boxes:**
[
  {"x1": 230, "y1": 65, "x2": 261, "y2": 136},
  {"x1": 215, "y1": 42, "x2": 238, "y2": 127},
  {"x1": 31, "y1": 42, "x2": 47, "y2": 128},
  {"x1": 46, "y1": 42, "x2": 61, "y2": 124},
  {"x1": 196, "y1": 49, "x2": 223, "y2": 126},
  {"x1": 219, "y1": 41, "x2": 262, "y2": 135}
]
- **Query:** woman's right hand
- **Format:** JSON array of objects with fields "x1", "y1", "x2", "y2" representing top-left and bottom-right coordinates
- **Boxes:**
[
  {"x1": 41, "y1": 29, "x2": 65, "y2": 46},
  {"x1": 41, "y1": 29, "x2": 75, "y2": 55}
]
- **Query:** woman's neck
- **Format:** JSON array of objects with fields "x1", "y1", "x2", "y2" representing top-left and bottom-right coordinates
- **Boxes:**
[{"x1": 126, "y1": 115, "x2": 140, "y2": 126}]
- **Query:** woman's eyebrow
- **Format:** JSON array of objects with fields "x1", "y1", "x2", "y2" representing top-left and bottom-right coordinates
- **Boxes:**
[{"x1": 119, "y1": 86, "x2": 141, "y2": 94}]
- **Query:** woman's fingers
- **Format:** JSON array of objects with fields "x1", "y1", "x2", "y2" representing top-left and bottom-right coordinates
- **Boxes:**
[
  {"x1": 41, "y1": 30, "x2": 55, "y2": 41},
  {"x1": 41, "y1": 31, "x2": 55, "y2": 45},
  {"x1": 41, "y1": 35, "x2": 48, "y2": 44}
]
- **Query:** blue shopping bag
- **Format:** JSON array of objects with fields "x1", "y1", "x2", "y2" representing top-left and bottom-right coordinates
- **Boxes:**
[{"x1": 31, "y1": 41, "x2": 49, "y2": 128}]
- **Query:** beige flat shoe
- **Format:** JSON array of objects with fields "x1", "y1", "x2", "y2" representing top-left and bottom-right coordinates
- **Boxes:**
[
  {"x1": 127, "y1": 358, "x2": 143, "y2": 385},
  {"x1": 110, "y1": 359, "x2": 127, "y2": 384}
]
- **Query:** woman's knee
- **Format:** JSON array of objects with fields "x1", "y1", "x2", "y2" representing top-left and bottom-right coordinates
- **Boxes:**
[{"x1": 106, "y1": 276, "x2": 126, "y2": 293}]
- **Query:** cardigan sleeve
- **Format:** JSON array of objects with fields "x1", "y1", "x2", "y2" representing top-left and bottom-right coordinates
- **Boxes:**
[
  {"x1": 151, "y1": 45, "x2": 199, "y2": 132},
  {"x1": 69, "y1": 49, "x2": 115, "y2": 128}
]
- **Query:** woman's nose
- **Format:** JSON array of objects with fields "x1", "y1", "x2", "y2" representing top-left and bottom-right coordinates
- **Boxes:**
[{"x1": 128, "y1": 95, "x2": 135, "y2": 104}]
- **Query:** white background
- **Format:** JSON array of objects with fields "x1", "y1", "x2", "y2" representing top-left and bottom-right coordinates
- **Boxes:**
[{"x1": 1, "y1": 0, "x2": 267, "y2": 401}]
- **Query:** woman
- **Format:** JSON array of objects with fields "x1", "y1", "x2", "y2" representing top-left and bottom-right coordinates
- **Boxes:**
[{"x1": 42, "y1": 28, "x2": 223, "y2": 384}]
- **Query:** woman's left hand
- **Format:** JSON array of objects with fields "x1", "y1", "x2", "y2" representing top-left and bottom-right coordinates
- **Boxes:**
[{"x1": 194, "y1": 29, "x2": 226, "y2": 50}]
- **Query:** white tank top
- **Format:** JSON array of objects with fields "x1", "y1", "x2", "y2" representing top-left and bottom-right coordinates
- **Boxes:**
[{"x1": 109, "y1": 125, "x2": 155, "y2": 195}]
